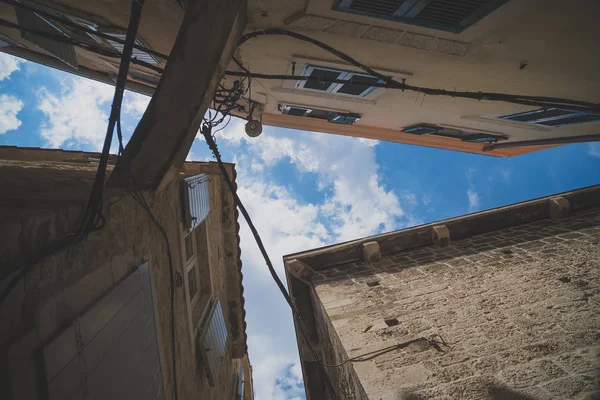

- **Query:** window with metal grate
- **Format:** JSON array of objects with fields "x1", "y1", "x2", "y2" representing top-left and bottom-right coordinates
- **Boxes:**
[
  {"x1": 500, "y1": 108, "x2": 600, "y2": 127},
  {"x1": 334, "y1": 0, "x2": 510, "y2": 33}
]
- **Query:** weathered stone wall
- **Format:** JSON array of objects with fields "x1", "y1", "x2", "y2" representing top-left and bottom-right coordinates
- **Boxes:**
[
  {"x1": 311, "y1": 283, "x2": 369, "y2": 400},
  {"x1": 0, "y1": 161, "x2": 247, "y2": 400},
  {"x1": 312, "y1": 206, "x2": 600, "y2": 400}
]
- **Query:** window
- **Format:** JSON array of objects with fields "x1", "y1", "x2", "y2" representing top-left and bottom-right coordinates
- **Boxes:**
[
  {"x1": 500, "y1": 108, "x2": 600, "y2": 127},
  {"x1": 297, "y1": 64, "x2": 383, "y2": 98},
  {"x1": 15, "y1": 8, "x2": 78, "y2": 68},
  {"x1": 15, "y1": 5, "x2": 161, "y2": 66},
  {"x1": 197, "y1": 298, "x2": 228, "y2": 386},
  {"x1": 181, "y1": 219, "x2": 212, "y2": 339},
  {"x1": 333, "y1": 0, "x2": 509, "y2": 33},
  {"x1": 183, "y1": 228, "x2": 202, "y2": 313},
  {"x1": 233, "y1": 364, "x2": 245, "y2": 400},
  {"x1": 282, "y1": 105, "x2": 361, "y2": 125},
  {"x1": 403, "y1": 124, "x2": 508, "y2": 143},
  {"x1": 182, "y1": 174, "x2": 211, "y2": 232},
  {"x1": 403, "y1": 124, "x2": 443, "y2": 135},
  {"x1": 101, "y1": 32, "x2": 160, "y2": 65}
]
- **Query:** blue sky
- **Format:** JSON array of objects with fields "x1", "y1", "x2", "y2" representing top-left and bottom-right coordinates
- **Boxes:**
[{"x1": 1, "y1": 52, "x2": 600, "y2": 399}]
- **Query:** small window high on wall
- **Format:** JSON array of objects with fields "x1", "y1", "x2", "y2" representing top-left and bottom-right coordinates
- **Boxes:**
[{"x1": 333, "y1": 0, "x2": 510, "y2": 33}]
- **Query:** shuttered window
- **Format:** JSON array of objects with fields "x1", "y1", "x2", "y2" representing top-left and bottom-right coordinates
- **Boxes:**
[
  {"x1": 233, "y1": 364, "x2": 245, "y2": 400},
  {"x1": 182, "y1": 174, "x2": 211, "y2": 233},
  {"x1": 39, "y1": 262, "x2": 165, "y2": 400},
  {"x1": 333, "y1": 0, "x2": 510, "y2": 33},
  {"x1": 15, "y1": 8, "x2": 78, "y2": 68},
  {"x1": 102, "y1": 33, "x2": 160, "y2": 65},
  {"x1": 500, "y1": 108, "x2": 600, "y2": 127},
  {"x1": 197, "y1": 298, "x2": 228, "y2": 386},
  {"x1": 403, "y1": 124, "x2": 508, "y2": 143}
]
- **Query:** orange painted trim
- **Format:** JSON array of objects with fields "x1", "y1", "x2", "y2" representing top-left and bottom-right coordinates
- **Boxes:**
[{"x1": 260, "y1": 113, "x2": 555, "y2": 157}]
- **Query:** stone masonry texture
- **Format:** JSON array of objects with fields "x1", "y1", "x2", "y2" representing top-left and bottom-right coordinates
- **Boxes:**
[{"x1": 312, "y1": 206, "x2": 600, "y2": 400}]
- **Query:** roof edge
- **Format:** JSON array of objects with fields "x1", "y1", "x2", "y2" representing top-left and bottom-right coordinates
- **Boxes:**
[{"x1": 284, "y1": 184, "x2": 600, "y2": 270}]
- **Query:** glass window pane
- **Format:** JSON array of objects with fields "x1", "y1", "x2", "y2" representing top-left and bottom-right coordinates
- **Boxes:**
[
  {"x1": 336, "y1": 75, "x2": 380, "y2": 96},
  {"x1": 184, "y1": 232, "x2": 194, "y2": 262},
  {"x1": 285, "y1": 107, "x2": 309, "y2": 116},
  {"x1": 188, "y1": 267, "x2": 198, "y2": 300},
  {"x1": 303, "y1": 68, "x2": 342, "y2": 91}
]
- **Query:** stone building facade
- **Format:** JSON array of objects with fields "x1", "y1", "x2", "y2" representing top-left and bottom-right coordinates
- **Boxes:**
[
  {"x1": 0, "y1": 147, "x2": 254, "y2": 400},
  {"x1": 284, "y1": 185, "x2": 600, "y2": 400}
]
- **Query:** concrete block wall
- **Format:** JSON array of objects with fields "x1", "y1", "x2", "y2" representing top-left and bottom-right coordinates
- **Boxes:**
[{"x1": 311, "y1": 206, "x2": 600, "y2": 400}]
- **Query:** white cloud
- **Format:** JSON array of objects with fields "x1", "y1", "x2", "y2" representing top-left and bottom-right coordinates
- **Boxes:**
[
  {"x1": 0, "y1": 94, "x2": 24, "y2": 134},
  {"x1": 588, "y1": 143, "x2": 600, "y2": 158},
  {"x1": 123, "y1": 91, "x2": 150, "y2": 116},
  {"x1": 37, "y1": 77, "x2": 114, "y2": 149},
  {"x1": 204, "y1": 118, "x2": 414, "y2": 399},
  {"x1": 0, "y1": 53, "x2": 21, "y2": 81},
  {"x1": 467, "y1": 188, "x2": 480, "y2": 212},
  {"x1": 212, "y1": 120, "x2": 406, "y2": 243},
  {"x1": 403, "y1": 192, "x2": 418, "y2": 205}
]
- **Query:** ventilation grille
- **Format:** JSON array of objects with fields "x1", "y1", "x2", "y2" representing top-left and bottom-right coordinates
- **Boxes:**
[
  {"x1": 198, "y1": 298, "x2": 228, "y2": 386},
  {"x1": 104, "y1": 34, "x2": 160, "y2": 64},
  {"x1": 415, "y1": 0, "x2": 490, "y2": 27},
  {"x1": 349, "y1": 0, "x2": 404, "y2": 16},
  {"x1": 182, "y1": 174, "x2": 210, "y2": 232},
  {"x1": 335, "y1": 0, "x2": 507, "y2": 32},
  {"x1": 501, "y1": 108, "x2": 600, "y2": 127}
]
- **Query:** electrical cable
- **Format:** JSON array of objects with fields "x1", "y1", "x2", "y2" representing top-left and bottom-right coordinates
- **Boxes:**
[
  {"x1": 199, "y1": 123, "x2": 340, "y2": 400},
  {"x1": 0, "y1": 17, "x2": 163, "y2": 73},
  {"x1": 0, "y1": 0, "x2": 144, "y2": 305},
  {"x1": 315, "y1": 335, "x2": 449, "y2": 368},
  {"x1": 201, "y1": 120, "x2": 454, "y2": 398},
  {"x1": 231, "y1": 28, "x2": 600, "y2": 113}
]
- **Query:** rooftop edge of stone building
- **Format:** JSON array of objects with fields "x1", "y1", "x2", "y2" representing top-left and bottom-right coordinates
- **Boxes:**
[
  {"x1": 283, "y1": 184, "x2": 600, "y2": 400},
  {"x1": 284, "y1": 184, "x2": 600, "y2": 271}
]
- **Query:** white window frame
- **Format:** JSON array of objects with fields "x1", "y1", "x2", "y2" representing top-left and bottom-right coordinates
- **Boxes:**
[
  {"x1": 282, "y1": 58, "x2": 412, "y2": 102},
  {"x1": 296, "y1": 64, "x2": 381, "y2": 98}
]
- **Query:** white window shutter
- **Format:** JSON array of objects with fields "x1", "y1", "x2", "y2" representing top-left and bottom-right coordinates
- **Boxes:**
[
  {"x1": 197, "y1": 298, "x2": 227, "y2": 386},
  {"x1": 182, "y1": 174, "x2": 211, "y2": 232}
]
